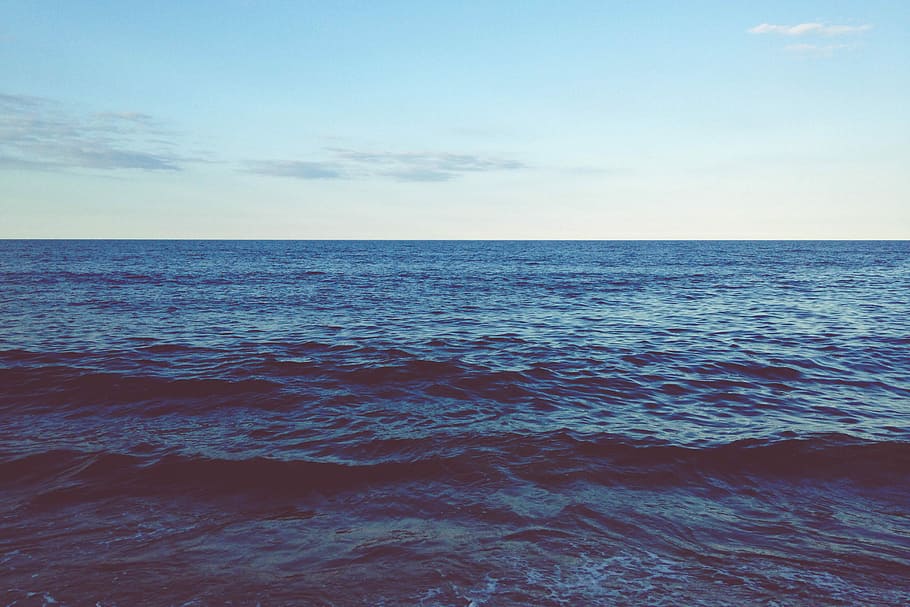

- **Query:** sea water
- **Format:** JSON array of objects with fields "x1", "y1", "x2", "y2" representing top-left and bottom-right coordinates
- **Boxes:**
[{"x1": 1, "y1": 240, "x2": 908, "y2": 605}]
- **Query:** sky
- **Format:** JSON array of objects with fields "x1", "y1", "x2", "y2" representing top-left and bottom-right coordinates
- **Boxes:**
[{"x1": 1, "y1": 1, "x2": 908, "y2": 238}]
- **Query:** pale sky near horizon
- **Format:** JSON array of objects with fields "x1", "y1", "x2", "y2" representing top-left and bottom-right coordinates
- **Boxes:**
[{"x1": 2, "y1": 1, "x2": 908, "y2": 238}]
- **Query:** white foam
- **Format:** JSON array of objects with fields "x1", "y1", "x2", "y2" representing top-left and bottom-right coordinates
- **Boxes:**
[{"x1": 401, "y1": 547, "x2": 909, "y2": 607}]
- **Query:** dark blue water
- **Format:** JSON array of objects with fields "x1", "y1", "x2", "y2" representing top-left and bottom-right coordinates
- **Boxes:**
[{"x1": 1, "y1": 240, "x2": 908, "y2": 606}]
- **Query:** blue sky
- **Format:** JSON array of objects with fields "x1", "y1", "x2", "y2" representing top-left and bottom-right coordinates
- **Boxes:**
[{"x1": 2, "y1": 1, "x2": 908, "y2": 238}]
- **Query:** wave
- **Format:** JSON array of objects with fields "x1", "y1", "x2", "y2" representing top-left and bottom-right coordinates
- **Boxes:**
[
  {"x1": 549, "y1": 433, "x2": 910, "y2": 484},
  {"x1": 342, "y1": 359, "x2": 465, "y2": 385},
  {"x1": 2, "y1": 450, "x2": 490, "y2": 507},
  {"x1": 3, "y1": 434, "x2": 907, "y2": 507},
  {"x1": 4, "y1": 340, "x2": 906, "y2": 408},
  {"x1": 0, "y1": 366, "x2": 285, "y2": 412}
]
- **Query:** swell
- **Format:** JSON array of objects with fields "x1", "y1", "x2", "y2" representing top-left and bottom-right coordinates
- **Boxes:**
[
  {"x1": 0, "y1": 367, "x2": 281, "y2": 402},
  {"x1": 3, "y1": 434, "x2": 907, "y2": 507},
  {"x1": 0, "y1": 366, "x2": 284, "y2": 411},
  {"x1": 3, "y1": 342, "x2": 907, "y2": 415},
  {"x1": 501, "y1": 432, "x2": 910, "y2": 485},
  {"x1": 5, "y1": 354, "x2": 902, "y2": 414},
  {"x1": 2, "y1": 450, "x2": 492, "y2": 506}
]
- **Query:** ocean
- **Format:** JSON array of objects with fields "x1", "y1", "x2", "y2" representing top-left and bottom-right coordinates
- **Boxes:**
[{"x1": 1, "y1": 240, "x2": 908, "y2": 606}]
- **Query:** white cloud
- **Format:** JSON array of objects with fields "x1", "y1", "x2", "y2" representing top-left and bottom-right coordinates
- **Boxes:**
[
  {"x1": 245, "y1": 160, "x2": 344, "y2": 180},
  {"x1": 748, "y1": 22, "x2": 871, "y2": 36},
  {"x1": 246, "y1": 148, "x2": 526, "y2": 182},
  {"x1": 0, "y1": 93, "x2": 188, "y2": 171}
]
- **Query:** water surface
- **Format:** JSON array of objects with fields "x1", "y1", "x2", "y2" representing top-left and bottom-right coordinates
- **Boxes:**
[{"x1": 1, "y1": 240, "x2": 908, "y2": 605}]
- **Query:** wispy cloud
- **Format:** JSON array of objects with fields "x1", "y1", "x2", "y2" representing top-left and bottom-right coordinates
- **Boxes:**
[
  {"x1": 748, "y1": 22, "x2": 871, "y2": 36},
  {"x1": 748, "y1": 21, "x2": 870, "y2": 57},
  {"x1": 245, "y1": 160, "x2": 344, "y2": 180},
  {"x1": 785, "y1": 43, "x2": 853, "y2": 57},
  {"x1": 246, "y1": 147, "x2": 526, "y2": 182},
  {"x1": 0, "y1": 93, "x2": 188, "y2": 172}
]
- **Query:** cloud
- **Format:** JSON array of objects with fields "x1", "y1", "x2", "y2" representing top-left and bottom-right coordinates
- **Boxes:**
[
  {"x1": 382, "y1": 169, "x2": 453, "y2": 182},
  {"x1": 748, "y1": 22, "x2": 871, "y2": 36},
  {"x1": 785, "y1": 43, "x2": 853, "y2": 57},
  {"x1": 93, "y1": 111, "x2": 155, "y2": 124},
  {"x1": 0, "y1": 93, "x2": 187, "y2": 172},
  {"x1": 245, "y1": 160, "x2": 345, "y2": 180},
  {"x1": 246, "y1": 147, "x2": 526, "y2": 182}
]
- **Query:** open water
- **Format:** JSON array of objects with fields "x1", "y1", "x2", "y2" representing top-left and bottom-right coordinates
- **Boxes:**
[{"x1": 0, "y1": 240, "x2": 908, "y2": 606}]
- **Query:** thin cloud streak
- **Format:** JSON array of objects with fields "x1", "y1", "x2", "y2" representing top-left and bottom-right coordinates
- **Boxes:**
[
  {"x1": 245, "y1": 160, "x2": 345, "y2": 180},
  {"x1": 748, "y1": 23, "x2": 872, "y2": 36},
  {"x1": 246, "y1": 148, "x2": 526, "y2": 182},
  {"x1": 785, "y1": 43, "x2": 853, "y2": 57},
  {"x1": 0, "y1": 93, "x2": 187, "y2": 172}
]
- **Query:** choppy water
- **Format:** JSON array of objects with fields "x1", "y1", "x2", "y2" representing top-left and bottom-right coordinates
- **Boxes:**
[{"x1": 1, "y1": 240, "x2": 908, "y2": 606}]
